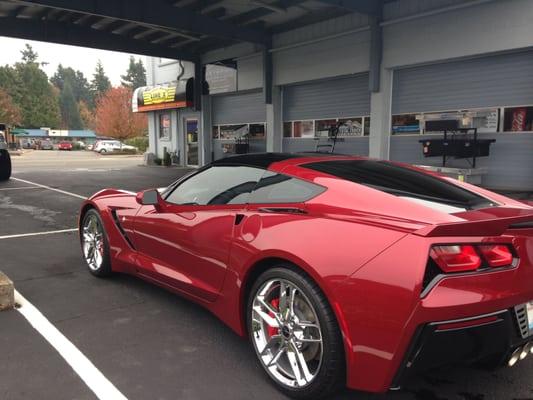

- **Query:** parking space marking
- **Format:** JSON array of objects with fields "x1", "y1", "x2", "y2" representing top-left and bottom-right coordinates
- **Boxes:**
[
  {"x1": 15, "y1": 290, "x2": 128, "y2": 400},
  {"x1": 0, "y1": 228, "x2": 78, "y2": 240},
  {"x1": 11, "y1": 177, "x2": 87, "y2": 200}
]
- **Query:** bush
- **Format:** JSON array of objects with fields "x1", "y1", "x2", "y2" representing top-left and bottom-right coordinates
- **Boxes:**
[
  {"x1": 125, "y1": 136, "x2": 149, "y2": 153},
  {"x1": 72, "y1": 143, "x2": 83, "y2": 151},
  {"x1": 154, "y1": 158, "x2": 162, "y2": 166}
]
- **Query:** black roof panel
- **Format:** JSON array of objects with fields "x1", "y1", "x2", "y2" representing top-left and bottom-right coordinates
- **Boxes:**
[{"x1": 210, "y1": 152, "x2": 348, "y2": 168}]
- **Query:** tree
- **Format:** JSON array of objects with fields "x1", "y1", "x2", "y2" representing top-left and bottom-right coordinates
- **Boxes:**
[
  {"x1": 95, "y1": 86, "x2": 147, "y2": 142},
  {"x1": 91, "y1": 60, "x2": 111, "y2": 101},
  {"x1": 0, "y1": 44, "x2": 60, "y2": 128},
  {"x1": 121, "y1": 56, "x2": 146, "y2": 89},
  {"x1": 0, "y1": 89, "x2": 22, "y2": 126},
  {"x1": 59, "y1": 81, "x2": 83, "y2": 129},
  {"x1": 21, "y1": 44, "x2": 38, "y2": 64},
  {"x1": 51, "y1": 64, "x2": 93, "y2": 107},
  {"x1": 78, "y1": 100, "x2": 95, "y2": 130}
]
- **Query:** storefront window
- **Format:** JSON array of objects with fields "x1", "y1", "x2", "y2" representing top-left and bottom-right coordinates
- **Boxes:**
[
  {"x1": 159, "y1": 113, "x2": 171, "y2": 139},
  {"x1": 249, "y1": 124, "x2": 265, "y2": 139},
  {"x1": 338, "y1": 118, "x2": 363, "y2": 136},
  {"x1": 283, "y1": 122, "x2": 293, "y2": 138},
  {"x1": 293, "y1": 121, "x2": 314, "y2": 138},
  {"x1": 392, "y1": 114, "x2": 420, "y2": 134},
  {"x1": 220, "y1": 124, "x2": 248, "y2": 140},
  {"x1": 315, "y1": 119, "x2": 337, "y2": 137},
  {"x1": 504, "y1": 106, "x2": 533, "y2": 132},
  {"x1": 212, "y1": 126, "x2": 220, "y2": 139}
]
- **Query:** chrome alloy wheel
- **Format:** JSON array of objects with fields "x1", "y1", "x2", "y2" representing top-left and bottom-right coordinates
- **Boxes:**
[
  {"x1": 251, "y1": 279, "x2": 323, "y2": 388},
  {"x1": 82, "y1": 214, "x2": 104, "y2": 271}
]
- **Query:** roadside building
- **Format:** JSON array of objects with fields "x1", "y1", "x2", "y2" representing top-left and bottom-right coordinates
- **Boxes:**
[{"x1": 139, "y1": 0, "x2": 533, "y2": 191}]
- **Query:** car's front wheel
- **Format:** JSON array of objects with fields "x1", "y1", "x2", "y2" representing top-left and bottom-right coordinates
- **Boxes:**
[
  {"x1": 0, "y1": 149, "x2": 11, "y2": 181},
  {"x1": 80, "y1": 209, "x2": 112, "y2": 277},
  {"x1": 248, "y1": 266, "x2": 345, "y2": 399}
]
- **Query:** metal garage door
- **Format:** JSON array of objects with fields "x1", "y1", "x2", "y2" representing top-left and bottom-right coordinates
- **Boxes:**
[
  {"x1": 392, "y1": 50, "x2": 533, "y2": 114},
  {"x1": 212, "y1": 90, "x2": 266, "y2": 124},
  {"x1": 283, "y1": 74, "x2": 370, "y2": 120}
]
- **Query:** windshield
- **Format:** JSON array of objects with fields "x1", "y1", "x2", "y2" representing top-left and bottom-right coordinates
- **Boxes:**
[{"x1": 302, "y1": 159, "x2": 496, "y2": 211}]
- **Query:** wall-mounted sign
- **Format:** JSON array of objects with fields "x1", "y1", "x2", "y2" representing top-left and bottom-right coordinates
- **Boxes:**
[
  {"x1": 132, "y1": 80, "x2": 193, "y2": 113},
  {"x1": 205, "y1": 64, "x2": 237, "y2": 94}
]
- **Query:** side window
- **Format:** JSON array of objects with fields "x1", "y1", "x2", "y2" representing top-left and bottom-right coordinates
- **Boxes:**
[
  {"x1": 165, "y1": 165, "x2": 264, "y2": 206},
  {"x1": 249, "y1": 171, "x2": 326, "y2": 204}
]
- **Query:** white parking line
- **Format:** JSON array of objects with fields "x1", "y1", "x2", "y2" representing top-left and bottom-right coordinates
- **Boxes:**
[
  {"x1": 0, "y1": 228, "x2": 78, "y2": 240},
  {"x1": 11, "y1": 177, "x2": 87, "y2": 200},
  {"x1": 15, "y1": 290, "x2": 128, "y2": 400},
  {"x1": 0, "y1": 186, "x2": 43, "y2": 191}
]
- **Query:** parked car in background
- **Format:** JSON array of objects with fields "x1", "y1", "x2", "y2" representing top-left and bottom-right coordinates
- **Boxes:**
[
  {"x1": 58, "y1": 141, "x2": 73, "y2": 151},
  {"x1": 93, "y1": 140, "x2": 137, "y2": 153},
  {"x1": 87, "y1": 143, "x2": 95, "y2": 151},
  {"x1": 40, "y1": 139, "x2": 53, "y2": 150},
  {"x1": 73, "y1": 140, "x2": 86, "y2": 149},
  {"x1": 0, "y1": 132, "x2": 10, "y2": 181}
]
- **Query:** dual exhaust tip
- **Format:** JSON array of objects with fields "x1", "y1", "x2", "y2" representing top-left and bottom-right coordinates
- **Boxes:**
[{"x1": 508, "y1": 342, "x2": 533, "y2": 367}]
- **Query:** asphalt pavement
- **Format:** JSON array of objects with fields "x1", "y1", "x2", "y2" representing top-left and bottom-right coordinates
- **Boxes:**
[{"x1": 1, "y1": 151, "x2": 533, "y2": 400}]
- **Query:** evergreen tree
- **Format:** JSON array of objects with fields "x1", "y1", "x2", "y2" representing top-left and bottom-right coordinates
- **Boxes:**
[
  {"x1": 91, "y1": 60, "x2": 111, "y2": 100},
  {"x1": 0, "y1": 45, "x2": 61, "y2": 128},
  {"x1": 21, "y1": 44, "x2": 38, "y2": 64},
  {"x1": 59, "y1": 81, "x2": 83, "y2": 129},
  {"x1": 51, "y1": 64, "x2": 92, "y2": 105},
  {"x1": 120, "y1": 56, "x2": 146, "y2": 89}
]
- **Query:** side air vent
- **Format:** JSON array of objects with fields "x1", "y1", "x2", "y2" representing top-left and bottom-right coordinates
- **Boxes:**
[
  {"x1": 111, "y1": 210, "x2": 136, "y2": 250},
  {"x1": 514, "y1": 304, "x2": 529, "y2": 339}
]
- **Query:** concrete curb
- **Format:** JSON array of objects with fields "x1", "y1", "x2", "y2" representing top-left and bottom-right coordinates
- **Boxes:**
[{"x1": 0, "y1": 271, "x2": 14, "y2": 311}]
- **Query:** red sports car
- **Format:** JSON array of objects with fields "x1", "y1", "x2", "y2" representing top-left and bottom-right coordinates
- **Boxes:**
[
  {"x1": 58, "y1": 141, "x2": 73, "y2": 151},
  {"x1": 79, "y1": 153, "x2": 533, "y2": 399}
]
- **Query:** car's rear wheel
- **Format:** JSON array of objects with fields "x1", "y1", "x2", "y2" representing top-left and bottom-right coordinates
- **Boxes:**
[
  {"x1": 248, "y1": 266, "x2": 344, "y2": 399},
  {"x1": 81, "y1": 209, "x2": 112, "y2": 277},
  {"x1": 0, "y1": 149, "x2": 11, "y2": 181},
  {"x1": 99, "y1": 149, "x2": 107, "y2": 154}
]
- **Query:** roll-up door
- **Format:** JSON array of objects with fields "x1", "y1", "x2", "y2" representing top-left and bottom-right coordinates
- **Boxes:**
[
  {"x1": 212, "y1": 91, "x2": 266, "y2": 125},
  {"x1": 392, "y1": 51, "x2": 533, "y2": 114},
  {"x1": 283, "y1": 74, "x2": 370, "y2": 121}
]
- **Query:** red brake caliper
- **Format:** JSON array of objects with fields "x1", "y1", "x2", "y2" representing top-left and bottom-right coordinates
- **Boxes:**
[{"x1": 267, "y1": 298, "x2": 280, "y2": 338}]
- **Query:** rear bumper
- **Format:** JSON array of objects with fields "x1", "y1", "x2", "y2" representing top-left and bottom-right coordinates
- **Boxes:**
[{"x1": 392, "y1": 309, "x2": 529, "y2": 388}]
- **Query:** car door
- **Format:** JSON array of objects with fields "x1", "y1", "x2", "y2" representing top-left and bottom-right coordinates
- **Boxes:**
[{"x1": 131, "y1": 165, "x2": 265, "y2": 301}]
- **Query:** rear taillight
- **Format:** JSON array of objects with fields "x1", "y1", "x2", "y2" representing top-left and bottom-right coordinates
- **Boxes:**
[
  {"x1": 429, "y1": 243, "x2": 515, "y2": 274},
  {"x1": 429, "y1": 245, "x2": 481, "y2": 273},
  {"x1": 422, "y1": 243, "x2": 516, "y2": 296},
  {"x1": 478, "y1": 244, "x2": 514, "y2": 268}
]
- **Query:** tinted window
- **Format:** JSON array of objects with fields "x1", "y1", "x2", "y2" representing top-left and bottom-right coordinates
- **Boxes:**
[
  {"x1": 165, "y1": 166, "x2": 264, "y2": 205},
  {"x1": 303, "y1": 160, "x2": 494, "y2": 210},
  {"x1": 249, "y1": 171, "x2": 325, "y2": 204}
]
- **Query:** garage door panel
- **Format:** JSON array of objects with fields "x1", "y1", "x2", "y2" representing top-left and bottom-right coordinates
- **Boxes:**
[
  {"x1": 283, "y1": 74, "x2": 370, "y2": 120},
  {"x1": 212, "y1": 91, "x2": 266, "y2": 125},
  {"x1": 393, "y1": 51, "x2": 533, "y2": 114}
]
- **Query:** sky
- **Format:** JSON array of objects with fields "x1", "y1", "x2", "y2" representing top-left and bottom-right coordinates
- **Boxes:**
[{"x1": 0, "y1": 37, "x2": 144, "y2": 85}]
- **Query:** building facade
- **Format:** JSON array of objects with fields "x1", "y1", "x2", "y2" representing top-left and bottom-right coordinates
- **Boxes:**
[{"x1": 142, "y1": 0, "x2": 533, "y2": 191}]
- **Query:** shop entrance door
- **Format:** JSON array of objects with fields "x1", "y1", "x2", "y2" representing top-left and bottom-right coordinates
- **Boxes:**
[{"x1": 184, "y1": 117, "x2": 199, "y2": 166}]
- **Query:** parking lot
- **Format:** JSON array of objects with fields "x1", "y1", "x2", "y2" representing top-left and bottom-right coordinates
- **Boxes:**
[{"x1": 1, "y1": 151, "x2": 533, "y2": 400}]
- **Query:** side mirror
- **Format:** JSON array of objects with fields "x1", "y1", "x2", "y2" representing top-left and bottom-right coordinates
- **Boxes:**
[{"x1": 136, "y1": 189, "x2": 163, "y2": 207}]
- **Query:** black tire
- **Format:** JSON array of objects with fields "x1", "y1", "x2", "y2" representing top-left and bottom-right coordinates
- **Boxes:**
[
  {"x1": 80, "y1": 209, "x2": 113, "y2": 277},
  {"x1": 99, "y1": 149, "x2": 107, "y2": 154},
  {"x1": 0, "y1": 149, "x2": 11, "y2": 181},
  {"x1": 247, "y1": 265, "x2": 345, "y2": 399}
]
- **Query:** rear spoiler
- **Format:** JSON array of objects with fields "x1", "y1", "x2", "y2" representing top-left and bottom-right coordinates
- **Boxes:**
[{"x1": 414, "y1": 213, "x2": 533, "y2": 237}]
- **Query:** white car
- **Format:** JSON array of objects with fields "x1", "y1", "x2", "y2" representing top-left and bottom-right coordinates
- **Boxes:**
[{"x1": 93, "y1": 140, "x2": 137, "y2": 154}]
